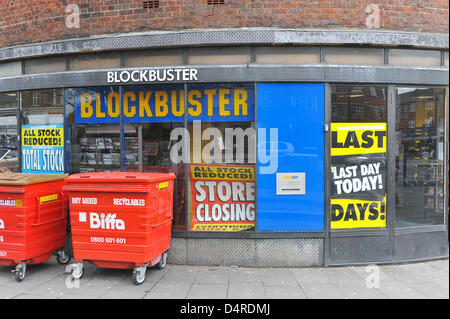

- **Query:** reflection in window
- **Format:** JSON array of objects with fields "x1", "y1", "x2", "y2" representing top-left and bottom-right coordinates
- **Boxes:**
[
  {"x1": 0, "y1": 115, "x2": 19, "y2": 173},
  {"x1": 0, "y1": 92, "x2": 19, "y2": 172},
  {"x1": 395, "y1": 88, "x2": 446, "y2": 227},
  {"x1": 331, "y1": 86, "x2": 387, "y2": 123},
  {"x1": 22, "y1": 89, "x2": 64, "y2": 125}
]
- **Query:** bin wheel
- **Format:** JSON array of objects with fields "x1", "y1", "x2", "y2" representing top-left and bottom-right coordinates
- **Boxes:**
[
  {"x1": 56, "y1": 250, "x2": 71, "y2": 265},
  {"x1": 15, "y1": 264, "x2": 26, "y2": 282},
  {"x1": 132, "y1": 267, "x2": 146, "y2": 285},
  {"x1": 70, "y1": 264, "x2": 84, "y2": 279},
  {"x1": 156, "y1": 252, "x2": 168, "y2": 270}
]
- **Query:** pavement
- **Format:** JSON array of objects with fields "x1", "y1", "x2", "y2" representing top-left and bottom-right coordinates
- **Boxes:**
[{"x1": 0, "y1": 257, "x2": 448, "y2": 299}]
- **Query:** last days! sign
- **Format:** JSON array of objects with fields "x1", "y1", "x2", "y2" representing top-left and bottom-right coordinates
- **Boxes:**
[{"x1": 330, "y1": 123, "x2": 387, "y2": 229}]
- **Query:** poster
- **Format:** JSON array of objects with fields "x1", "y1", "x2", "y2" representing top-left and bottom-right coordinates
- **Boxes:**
[
  {"x1": 189, "y1": 164, "x2": 255, "y2": 231},
  {"x1": 330, "y1": 123, "x2": 387, "y2": 229},
  {"x1": 21, "y1": 125, "x2": 65, "y2": 174}
]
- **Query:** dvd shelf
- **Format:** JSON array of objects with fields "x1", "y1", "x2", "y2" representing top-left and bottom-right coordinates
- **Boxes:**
[
  {"x1": 423, "y1": 162, "x2": 445, "y2": 216},
  {"x1": 73, "y1": 125, "x2": 122, "y2": 173},
  {"x1": 125, "y1": 136, "x2": 139, "y2": 166}
]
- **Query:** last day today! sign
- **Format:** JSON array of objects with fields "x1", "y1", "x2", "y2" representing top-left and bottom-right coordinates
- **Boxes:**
[{"x1": 330, "y1": 123, "x2": 387, "y2": 230}]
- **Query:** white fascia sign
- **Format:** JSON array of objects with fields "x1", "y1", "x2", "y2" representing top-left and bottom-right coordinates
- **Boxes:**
[{"x1": 107, "y1": 68, "x2": 199, "y2": 83}]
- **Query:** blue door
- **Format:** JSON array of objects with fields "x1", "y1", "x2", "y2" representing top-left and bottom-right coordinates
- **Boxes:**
[{"x1": 256, "y1": 83, "x2": 325, "y2": 231}]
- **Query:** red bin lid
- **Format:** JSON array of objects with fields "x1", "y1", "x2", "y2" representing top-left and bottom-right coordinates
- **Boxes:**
[
  {"x1": 0, "y1": 172, "x2": 68, "y2": 185},
  {"x1": 65, "y1": 172, "x2": 176, "y2": 184}
]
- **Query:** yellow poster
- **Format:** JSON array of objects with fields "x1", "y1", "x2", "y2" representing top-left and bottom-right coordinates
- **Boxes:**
[
  {"x1": 330, "y1": 122, "x2": 387, "y2": 229},
  {"x1": 331, "y1": 123, "x2": 386, "y2": 156},
  {"x1": 330, "y1": 197, "x2": 386, "y2": 229},
  {"x1": 22, "y1": 126, "x2": 64, "y2": 148}
]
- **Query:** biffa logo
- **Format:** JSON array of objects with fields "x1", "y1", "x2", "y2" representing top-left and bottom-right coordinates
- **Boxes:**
[
  {"x1": 78, "y1": 212, "x2": 125, "y2": 230},
  {"x1": 90, "y1": 213, "x2": 125, "y2": 230}
]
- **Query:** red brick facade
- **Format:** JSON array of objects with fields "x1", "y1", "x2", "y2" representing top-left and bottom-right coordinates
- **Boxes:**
[{"x1": 0, "y1": 0, "x2": 448, "y2": 49}]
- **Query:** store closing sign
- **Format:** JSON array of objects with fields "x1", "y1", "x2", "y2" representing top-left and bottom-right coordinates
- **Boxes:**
[
  {"x1": 21, "y1": 125, "x2": 65, "y2": 174},
  {"x1": 74, "y1": 84, "x2": 254, "y2": 124},
  {"x1": 189, "y1": 164, "x2": 255, "y2": 231},
  {"x1": 330, "y1": 123, "x2": 387, "y2": 229}
]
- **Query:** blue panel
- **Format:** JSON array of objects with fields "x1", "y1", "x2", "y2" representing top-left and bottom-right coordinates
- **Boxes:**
[{"x1": 256, "y1": 83, "x2": 325, "y2": 231}]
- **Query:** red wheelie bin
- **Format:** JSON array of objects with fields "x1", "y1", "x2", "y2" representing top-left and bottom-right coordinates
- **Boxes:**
[
  {"x1": 64, "y1": 172, "x2": 176, "y2": 285},
  {"x1": 0, "y1": 173, "x2": 71, "y2": 282}
]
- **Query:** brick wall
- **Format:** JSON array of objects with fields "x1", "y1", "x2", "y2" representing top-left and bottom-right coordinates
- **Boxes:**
[{"x1": 0, "y1": 0, "x2": 448, "y2": 49}]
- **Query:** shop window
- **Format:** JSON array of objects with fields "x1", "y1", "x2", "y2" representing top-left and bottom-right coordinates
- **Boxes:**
[
  {"x1": 0, "y1": 92, "x2": 18, "y2": 110},
  {"x1": 0, "y1": 92, "x2": 19, "y2": 172},
  {"x1": 21, "y1": 89, "x2": 64, "y2": 125},
  {"x1": 186, "y1": 84, "x2": 256, "y2": 232},
  {"x1": 67, "y1": 87, "x2": 121, "y2": 174},
  {"x1": 395, "y1": 87, "x2": 446, "y2": 227},
  {"x1": 330, "y1": 85, "x2": 388, "y2": 230},
  {"x1": 140, "y1": 122, "x2": 186, "y2": 230},
  {"x1": 65, "y1": 84, "x2": 255, "y2": 232}
]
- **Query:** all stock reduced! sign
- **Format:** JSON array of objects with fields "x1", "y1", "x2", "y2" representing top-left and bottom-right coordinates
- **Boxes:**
[
  {"x1": 330, "y1": 123, "x2": 387, "y2": 229},
  {"x1": 21, "y1": 125, "x2": 65, "y2": 174},
  {"x1": 189, "y1": 164, "x2": 255, "y2": 231},
  {"x1": 73, "y1": 84, "x2": 254, "y2": 124}
]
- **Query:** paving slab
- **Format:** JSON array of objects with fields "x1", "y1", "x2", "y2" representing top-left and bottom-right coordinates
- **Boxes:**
[
  {"x1": 186, "y1": 283, "x2": 228, "y2": 299},
  {"x1": 299, "y1": 282, "x2": 346, "y2": 299},
  {"x1": 261, "y1": 269, "x2": 298, "y2": 287},
  {"x1": 265, "y1": 286, "x2": 307, "y2": 299},
  {"x1": 228, "y1": 281, "x2": 266, "y2": 299}
]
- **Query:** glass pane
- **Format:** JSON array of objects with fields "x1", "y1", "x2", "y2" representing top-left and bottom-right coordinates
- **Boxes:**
[
  {"x1": 330, "y1": 85, "x2": 388, "y2": 230},
  {"x1": 188, "y1": 47, "x2": 251, "y2": 65},
  {"x1": 325, "y1": 47, "x2": 385, "y2": 65},
  {"x1": 0, "y1": 61, "x2": 22, "y2": 78},
  {"x1": 0, "y1": 114, "x2": 19, "y2": 172},
  {"x1": 395, "y1": 87, "x2": 446, "y2": 227},
  {"x1": 69, "y1": 53, "x2": 121, "y2": 71},
  {"x1": 444, "y1": 51, "x2": 449, "y2": 68},
  {"x1": 139, "y1": 122, "x2": 186, "y2": 230},
  {"x1": 21, "y1": 89, "x2": 64, "y2": 125},
  {"x1": 331, "y1": 86, "x2": 387, "y2": 123},
  {"x1": 255, "y1": 46, "x2": 320, "y2": 64},
  {"x1": 24, "y1": 56, "x2": 67, "y2": 74},
  {"x1": 389, "y1": 49, "x2": 441, "y2": 67},
  {"x1": 0, "y1": 92, "x2": 18, "y2": 110},
  {"x1": 67, "y1": 88, "x2": 121, "y2": 174},
  {"x1": 186, "y1": 84, "x2": 256, "y2": 232},
  {"x1": 124, "y1": 49, "x2": 184, "y2": 67},
  {"x1": 70, "y1": 124, "x2": 122, "y2": 173}
]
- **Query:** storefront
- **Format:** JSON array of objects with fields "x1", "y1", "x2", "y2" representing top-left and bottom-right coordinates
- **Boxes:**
[{"x1": 0, "y1": 30, "x2": 448, "y2": 266}]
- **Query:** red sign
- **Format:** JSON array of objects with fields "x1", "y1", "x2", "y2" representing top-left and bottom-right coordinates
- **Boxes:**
[{"x1": 189, "y1": 164, "x2": 255, "y2": 231}]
